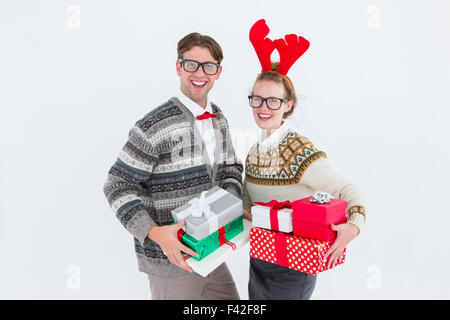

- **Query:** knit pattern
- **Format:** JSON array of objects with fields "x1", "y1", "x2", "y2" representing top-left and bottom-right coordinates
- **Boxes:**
[
  {"x1": 348, "y1": 205, "x2": 366, "y2": 221},
  {"x1": 243, "y1": 128, "x2": 366, "y2": 230},
  {"x1": 103, "y1": 97, "x2": 243, "y2": 277},
  {"x1": 245, "y1": 130, "x2": 327, "y2": 186}
]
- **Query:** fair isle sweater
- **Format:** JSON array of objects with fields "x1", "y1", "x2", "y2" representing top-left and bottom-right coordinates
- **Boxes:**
[
  {"x1": 103, "y1": 97, "x2": 243, "y2": 278},
  {"x1": 243, "y1": 124, "x2": 366, "y2": 230}
]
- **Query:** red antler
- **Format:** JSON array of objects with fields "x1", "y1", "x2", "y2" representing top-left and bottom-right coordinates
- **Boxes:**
[
  {"x1": 249, "y1": 19, "x2": 275, "y2": 72},
  {"x1": 273, "y1": 34, "x2": 310, "y2": 76}
]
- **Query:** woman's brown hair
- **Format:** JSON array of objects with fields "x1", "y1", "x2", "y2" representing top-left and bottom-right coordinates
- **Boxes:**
[{"x1": 251, "y1": 62, "x2": 297, "y2": 119}]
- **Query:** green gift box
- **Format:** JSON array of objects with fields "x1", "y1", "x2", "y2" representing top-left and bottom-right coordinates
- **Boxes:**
[{"x1": 177, "y1": 215, "x2": 244, "y2": 261}]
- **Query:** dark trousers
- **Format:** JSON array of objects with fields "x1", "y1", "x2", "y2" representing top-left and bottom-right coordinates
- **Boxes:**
[{"x1": 248, "y1": 257, "x2": 317, "y2": 300}]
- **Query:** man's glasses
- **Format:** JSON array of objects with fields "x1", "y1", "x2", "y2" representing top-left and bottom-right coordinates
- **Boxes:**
[
  {"x1": 178, "y1": 59, "x2": 220, "y2": 75},
  {"x1": 248, "y1": 95, "x2": 289, "y2": 110}
]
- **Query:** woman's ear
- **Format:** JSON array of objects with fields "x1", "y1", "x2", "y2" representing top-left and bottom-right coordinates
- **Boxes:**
[
  {"x1": 282, "y1": 100, "x2": 295, "y2": 119},
  {"x1": 285, "y1": 99, "x2": 294, "y2": 113}
]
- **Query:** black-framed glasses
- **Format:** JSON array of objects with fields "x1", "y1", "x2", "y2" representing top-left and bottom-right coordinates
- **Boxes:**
[
  {"x1": 248, "y1": 95, "x2": 289, "y2": 110},
  {"x1": 178, "y1": 59, "x2": 221, "y2": 75}
]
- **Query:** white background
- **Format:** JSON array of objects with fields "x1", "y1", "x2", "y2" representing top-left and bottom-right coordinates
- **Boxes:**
[{"x1": 1, "y1": 0, "x2": 449, "y2": 299}]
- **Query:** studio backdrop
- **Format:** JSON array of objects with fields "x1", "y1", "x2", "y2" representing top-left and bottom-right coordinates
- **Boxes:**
[{"x1": 0, "y1": 0, "x2": 449, "y2": 299}]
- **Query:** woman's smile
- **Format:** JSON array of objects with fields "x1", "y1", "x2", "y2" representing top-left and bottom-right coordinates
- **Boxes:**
[{"x1": 257, "y1": 112, "x2": 273, "y2": 121}]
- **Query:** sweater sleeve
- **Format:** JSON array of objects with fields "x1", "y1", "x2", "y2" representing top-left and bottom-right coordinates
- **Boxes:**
[
  {"x1": 242, "y1": 179, "x2": 253, "y2": 213},
  {"x1": 216, "y1": 113, "x2": 244, "y2": 199},
  {"x1": 103, "y1": 124, "x2": 159, "y2": 245},
  {"x1": 301, "y1": 158, "x2": 367, "y2": 231},
  {"x1": 220, "y1": 152, "x2": 244, "y2": 199}
]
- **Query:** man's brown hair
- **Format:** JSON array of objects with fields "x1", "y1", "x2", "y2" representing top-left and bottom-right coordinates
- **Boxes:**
[{"x1": 177, "y1": 32, "x2": 223, "y2": 64}]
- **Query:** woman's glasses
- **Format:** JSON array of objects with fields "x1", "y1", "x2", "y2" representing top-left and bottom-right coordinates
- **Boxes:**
[{"x1": 248, "y1": 95, "x2": 289, "y2": 110}]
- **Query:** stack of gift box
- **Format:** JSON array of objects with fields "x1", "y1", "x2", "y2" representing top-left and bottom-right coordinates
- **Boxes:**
[
  {"x1": 171, "y1": 186, "x2": 248, "y2": 276},
  {"x1": 250, "y1": 192, "x2": 348, "y2": 275}
]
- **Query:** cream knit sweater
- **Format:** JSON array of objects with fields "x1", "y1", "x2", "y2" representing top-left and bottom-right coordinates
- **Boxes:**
[{"x1": 243, "y1": 124, "x2": 366, "y2": 231}]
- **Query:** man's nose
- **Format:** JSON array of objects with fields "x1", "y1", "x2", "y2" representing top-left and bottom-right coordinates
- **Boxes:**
[{"x1": 193, "y1": 64, "x2": 207, "y2": 77}]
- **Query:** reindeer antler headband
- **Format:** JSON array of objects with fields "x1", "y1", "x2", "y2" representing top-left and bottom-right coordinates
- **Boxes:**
[{"x1": 249, "y1": 19, "x2": 310, "y2": 76}]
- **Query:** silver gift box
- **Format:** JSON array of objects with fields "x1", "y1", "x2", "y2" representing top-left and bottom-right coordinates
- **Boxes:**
[{"x1": 171, "y1": 186, "x2": 243, "y2": 241}]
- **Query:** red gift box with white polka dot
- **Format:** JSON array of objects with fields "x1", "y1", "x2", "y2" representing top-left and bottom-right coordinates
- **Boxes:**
[{"x1": 249, "y1": 227, "x2": 346, "y2": 275}]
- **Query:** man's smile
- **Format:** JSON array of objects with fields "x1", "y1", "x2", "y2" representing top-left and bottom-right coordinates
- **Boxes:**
[{"x1": 191, "y1": 80, "x2": 207, "y2": 88}]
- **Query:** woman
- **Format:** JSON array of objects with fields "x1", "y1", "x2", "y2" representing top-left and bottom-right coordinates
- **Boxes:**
[{"x1": 242, "y1": 60, "x2": 366, "y2": 299}]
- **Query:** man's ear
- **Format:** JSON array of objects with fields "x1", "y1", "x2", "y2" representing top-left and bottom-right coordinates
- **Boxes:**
[
  {"x1": 176, "y1": 61, "x2": 182, "y2": 77},
  {"x1": 214, "y1": 65, "x2": 223, "y2": 80}
]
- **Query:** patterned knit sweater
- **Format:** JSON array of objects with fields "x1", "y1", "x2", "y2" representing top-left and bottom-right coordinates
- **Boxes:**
[
  {"x1": 243, "y1": 127, "x2": 366, "y2": 230},
  {"x1": 103, "y1": 97, "x2": 243, "y2": 278}
]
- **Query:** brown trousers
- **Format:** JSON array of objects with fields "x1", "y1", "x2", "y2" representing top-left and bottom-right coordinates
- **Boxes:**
[{"x1": 148, "y1": 263, "x2": 240, "y2": 300}]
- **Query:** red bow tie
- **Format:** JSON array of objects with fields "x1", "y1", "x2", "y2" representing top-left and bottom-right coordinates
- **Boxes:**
[{"x1": 196, "y1": 111, "x2": 217, "y2": 120}]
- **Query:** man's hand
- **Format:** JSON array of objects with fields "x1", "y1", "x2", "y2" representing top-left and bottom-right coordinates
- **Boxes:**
[
  {"x1": 243, "y1": 209, "x2": 252, "y2": 221},
  {"x1": 324, "y1": 223, "x2": 359, "y2": 269},
  {"x1": 148, "y1": 220, "x2": 199, "y2": 273}
]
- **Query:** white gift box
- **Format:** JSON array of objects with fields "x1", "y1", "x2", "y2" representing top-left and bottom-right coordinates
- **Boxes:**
[
  {"x1": 171, "y1": 186, "x2": 243, "y2": 241},
  {"x1": 185, "y1": 219, "x2": 251, "y2": 277},
  {"x1": 251, "y1": 204, "x2": 293, "y2": 233}
]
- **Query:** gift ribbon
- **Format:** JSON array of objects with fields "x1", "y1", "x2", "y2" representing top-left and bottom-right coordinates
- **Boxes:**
[
  {"x1": 274, "y1": 232, "x2": 289, "y2": 268},
  {"x1": 175, "y1": 188, "x2": 228, "y2": 235},
  {"x1": 177, "y1": 227, "x2": 236, "y2": 259},
  {"x1": 310, "y1": 192, "x2": 331, "y2": 204},
  {"x1": 177, "y1": 229, "x2": 185, "y2": 242},
  {"x1": 218, "y1": 226, "x2": 237, "y2": 250},
  {"x1": 187, "y1": 191, "x2": 213, "y2": 218},
  {"x1": 177, "y1": 229, "x2": 193, "y2": 262},
  {"x1": 218, "y1": 226, "x2": 226, "y2": 246},
  {"x1": 254, "y1": 200, "x2": 292, "y2": 231}
]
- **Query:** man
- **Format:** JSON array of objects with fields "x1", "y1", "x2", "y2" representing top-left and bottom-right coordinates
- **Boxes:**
[{"x1": 103, "y1": 32, "x2": 243, "y2": 300}]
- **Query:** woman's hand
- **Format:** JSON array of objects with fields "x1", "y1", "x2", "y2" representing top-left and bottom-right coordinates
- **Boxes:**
[
  {"x1": 243, "y1": 209, "x2": 252, "y2": 221},
  {"x1": 324, "y1": 223, "x2": 359, "y2": 269}
]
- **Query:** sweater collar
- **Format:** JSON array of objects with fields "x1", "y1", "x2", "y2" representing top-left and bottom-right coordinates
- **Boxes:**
[
  {"x1": 176, "y1": 88, "x2": 213, "y2": 118},
  {"x1": 257, "y1": 121, "x2": 291, "y2": 150}
]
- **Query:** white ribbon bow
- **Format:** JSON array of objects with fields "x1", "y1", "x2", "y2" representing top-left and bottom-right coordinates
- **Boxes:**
[
  {"x1": 176, "y1": 187, "x2": 228, "y2": 235},
  {"x1": 187, "y1": 191, "x2": 213, "y2": 218},
  {"x1": 310, "y1": 191, "x2": 331, "y2": 204}
]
